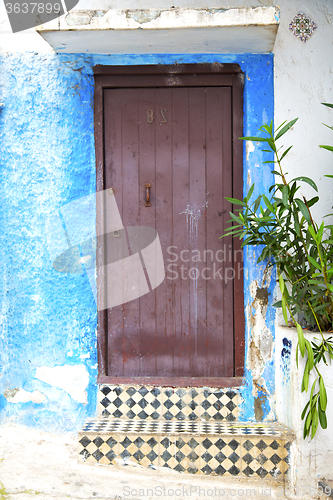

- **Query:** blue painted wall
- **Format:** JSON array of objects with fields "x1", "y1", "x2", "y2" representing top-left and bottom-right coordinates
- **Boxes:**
[{"x1": 0, "y1": 52, "x2": 274, "y2": 432}]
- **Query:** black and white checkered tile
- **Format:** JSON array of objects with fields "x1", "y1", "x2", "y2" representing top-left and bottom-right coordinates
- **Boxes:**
[
  {"x1": 78, "y1": 418, "x2": 293, "y2": 481},
  {"x1": 200, "y1": 437, "x2": 242, "y2": 476},
  {"x1": 78, "y1": 434, "x2": 118, "y2": 466},
  {"x1": 160, "y1": 436, "x2": 202, "y2": 474},
  {"x1": 98, "y1": 385, "x2": 241, "y2": 421},
  {"x1": 81, "y1": 418, "x2": 286, "y2": 436},
  {"x1": 99, "y1": 386, "x2": 164, "y2": 420}
]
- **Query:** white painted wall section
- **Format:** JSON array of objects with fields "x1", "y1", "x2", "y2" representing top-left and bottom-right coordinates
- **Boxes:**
[{"x1": 35, "y1": 365, "x2": 90, "y2": 404}]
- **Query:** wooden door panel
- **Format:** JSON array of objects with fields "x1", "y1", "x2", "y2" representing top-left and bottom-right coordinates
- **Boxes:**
[
  {"x1": 172, "y1": 88, "x2": 191, "y2": 377},
  {"x1": 138, "y1": 89, "x2": 157, "y2": 376},
  {"x1": 97, "y1": 65, "x2": 244, "y2": 384},
  {"x1": 154, "y1": 88, "x2": 174, "y2": 377},
  {"x1": 206, "y1": 87, "x2": 234, "y2": 377}
]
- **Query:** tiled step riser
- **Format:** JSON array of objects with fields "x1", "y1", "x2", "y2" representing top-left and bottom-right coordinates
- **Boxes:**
[
  {"x1": 99, "y1": 385, "x2": 242, "y2": 421},
  {"x1": 79, "y1": 420, "x2": 292, "y2": 482}
]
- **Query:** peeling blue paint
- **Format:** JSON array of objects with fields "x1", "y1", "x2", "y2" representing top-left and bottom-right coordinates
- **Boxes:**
[
  {"x1": 281, "y1": 338, "x2": 292, "y2": 382},
  {"x1": 0, "y1": 52, "x2": 274, "y2": 432}
]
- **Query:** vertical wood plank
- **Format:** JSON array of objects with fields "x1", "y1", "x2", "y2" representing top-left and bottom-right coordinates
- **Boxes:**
[
  {"x1": 119, "y1": 89, "x2": 140, "y2": 376},
  {"x1": 206, "y1": 87, "x2": 233, "y2": 377},
  {"x1": 138, "y1": 89, "x2": 158, "y2": 376},
  {"x1": 221, "y1": 87, "x2": 234, "y2": 376},
  {"x1": 172, "y1": 88, "x2": 190, "y2": 377},
  {"x1": 104, "y1": 89, "x2": 124, "y2": 376},
  {"x1": 188, "y1": 88, "x2": 207, "y2": 376},
  {"x1": 154, "y1": 88, "x2": 174, "y2": 377}
]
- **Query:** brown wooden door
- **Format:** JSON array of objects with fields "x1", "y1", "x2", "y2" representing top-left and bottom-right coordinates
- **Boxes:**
[{"x1": 95, "y1": 65, "x2": 244, "y2": 385}]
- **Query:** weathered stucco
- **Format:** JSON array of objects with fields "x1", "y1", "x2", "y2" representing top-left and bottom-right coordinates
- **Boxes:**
[
  {"x1": 36, "y1": 6, "x2": 279, "y2": 54},
  {"x1": 0, "y1": 51, "x2": 274, "y2": 432}
]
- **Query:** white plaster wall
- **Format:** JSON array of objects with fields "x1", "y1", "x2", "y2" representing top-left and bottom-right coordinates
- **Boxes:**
[
  {"x1": 274, "y1": 0, "x2": 333, "y2": 225},
  {"x1": 273, "y1": 0, "x2": 333, "y2": 491},
  {"x1": 275, "y1": 325, "x2": 333, "y2": 492}
]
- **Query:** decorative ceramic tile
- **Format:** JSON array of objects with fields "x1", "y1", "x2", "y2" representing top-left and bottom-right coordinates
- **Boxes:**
[
  {"x1": 289, "y1": 12, "x2": 317, "y2": 42},
  {"x1": 161, "y1": 388, "x2": 203, "y2": 420},
  {"x1": 200, "y1": 389, "x2": 241, "y2": 421},
  {"x1": 82, "y1": 418, "x2": 289, "y2": 437},
  {"x1": 99, "y1": 385, "x2": 165, "y2": 419},
  {"x1": 79, "y1": 418, "x2": 293, "y2": 481},
  {"x1": 78, "y1": 433, "x2": 118, "y2": 466},
  {"x1": 200, "y1": 436, "x2": 241, "y2": 476},
  {"x1": 98, "y1": 385, "x2": 241, "y2": 421},
  {"x1": 240, "y1": 438, "x2": 289, "y2": 479},
  {"x1": 160, "y1": 435, "x2": 202, "y2": 474},
  {"x1": 118, "y1": 434, "x2": 159, "y2": 468}
]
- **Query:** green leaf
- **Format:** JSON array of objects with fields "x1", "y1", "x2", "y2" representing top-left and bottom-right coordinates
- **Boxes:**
[
  {"x1": 309, "y1": 378, "x2": 317, "y2": 404},
  {"x1": 301, "y1": 400, "x2": 310, "y2": 420},
  {"x1": 225, "y1": 197, "x2": 246, "y2": 206},
  {"x1": 229, "y1": 212, "x2": 243, "y2": 224},
  {"x1": 281, "y1": 295, "x2": 288, "y2": 325},
  {"x1": 295, "y1": 199, "x2": 311, "y2": 223},
  {"x1": 308, "y1": 255, "x2": 321, "y2": 271},
  {"x1": 275, "y1": 118, "x2": 298, "y2": 141},
  {"x1": 308, "y1": 225, "x2": 317, "y2": 240},
  {"x1": 321, "y1": 102, "x2": 333, "y2": 108},
  {"x1": 304, "y1": 404, "x2": 312, "y2": 433},
  {"x1": 311, "y1": 407, "x2": 319, "y2": 439},
  {"x1": 307, "y1": 196, "x2": 319, "y2": 208},
  {"x1": 244, "y1": 184, "x2": 255, "y2": 203},
  {"x1": 280, "y1": 146, "x2": 293, "y2": 161},
  {"x1": 239, "y1": 136, "x2": 268, "y2": 142},
  {"x1": 302, "y1": 360, "x2": 309, "y2": 392},
  {"x1": 282, "y1": 185, "x2": 289, "y2": 208},
  {"x1": 319, "y1": 377, "x2": 327, "y2": 411},
  {"x1": 317, "y1": 221, "x2": 325, "y2": 242},
  {"x1": 278, "y1": 274, "x2": 285, "y2": 293},
  {"x1": 292, "y1": 177, "x2": 318, "y2": 192},
  {"x1": 297, "y1": 323, "x2": 305, "y2": 357},
  {"x1": 253, "y1": 196, "x2": 261, "y2": 213},
  {"x1": 319, "y1": 145, "x2": 333, "y2": 152},
  {"x1": 262, "y1": 195, "x2": 275, "y2": 212},
  {"x1": 305, "y1": 339, "x2": 314, "y2": 371},
  {"x1": 318, "y1": 404, "x2": 327, "y2": 429}
]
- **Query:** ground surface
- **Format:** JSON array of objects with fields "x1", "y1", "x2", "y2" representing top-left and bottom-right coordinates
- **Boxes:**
[{"x1": 0, "y1": 426, "x2": 289, "y2": 500}]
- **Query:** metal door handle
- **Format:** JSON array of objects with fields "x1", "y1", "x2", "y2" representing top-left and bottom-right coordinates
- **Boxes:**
[{"x1": 145, "y1": 183, "x2": 151, "y2": 207}]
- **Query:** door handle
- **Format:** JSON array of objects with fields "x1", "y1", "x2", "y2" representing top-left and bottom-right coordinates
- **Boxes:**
[{"x1": 145, "y1": 183, "x2": 151, "y2": 207}]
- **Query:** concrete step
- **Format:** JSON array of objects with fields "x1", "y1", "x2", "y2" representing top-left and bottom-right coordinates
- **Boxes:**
[{"x1": 78, "y1": 418, "x2": 294, "y2": 484}]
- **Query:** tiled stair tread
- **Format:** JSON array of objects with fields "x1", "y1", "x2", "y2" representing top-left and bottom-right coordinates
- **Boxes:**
[
  {"x1": 78, "y1": 419, "x2": 293, "y2": 480},
  {"x1": 82, "y1": 418, "x2": 293, "y2": 437}
]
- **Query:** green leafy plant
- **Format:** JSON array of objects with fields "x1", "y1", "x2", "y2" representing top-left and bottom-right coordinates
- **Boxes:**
[{"x1": 222, "y1": 106, "x2": 333, "y2": 439}]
